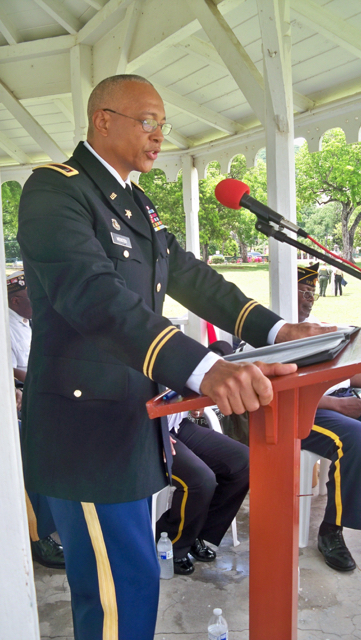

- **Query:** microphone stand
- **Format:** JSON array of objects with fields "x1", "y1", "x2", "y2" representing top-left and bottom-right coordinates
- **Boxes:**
[{"x1": 255, "y1": 219, "x2": 361, "y2": 282}]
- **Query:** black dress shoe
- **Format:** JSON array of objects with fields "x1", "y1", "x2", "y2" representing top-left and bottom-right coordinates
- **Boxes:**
[
  {"x1": 31, "y1": 536, "x2": 66, "y2": 569},
  {"x1": 318, "y1": 530, "x2": 356, "y2": 572},
  {"x1": 189, "y1": 538, "x2": 216, "y2": 562},
  {"x1": 174, "y1": 556, "x2": 194, "y2": 575}
]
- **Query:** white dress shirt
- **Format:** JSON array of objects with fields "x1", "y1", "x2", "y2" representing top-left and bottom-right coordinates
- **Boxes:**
[{"x1": 8, "y1": 308, "x2": 31, "y2": 370}]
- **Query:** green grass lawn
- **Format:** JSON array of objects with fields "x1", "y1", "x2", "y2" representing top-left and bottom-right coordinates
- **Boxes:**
[{"x1": 163, "y1": 262, "x2": 361, "y2": 326}]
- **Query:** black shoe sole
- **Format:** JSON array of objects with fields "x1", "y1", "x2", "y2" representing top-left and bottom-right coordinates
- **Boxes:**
[
  {"x1": 318, "y1": 546, "x2": 356, "y2": 572},
  {"x1": 32, "y1": 556, "x2": 66, "y2": 570},
  {"x1": 189, "y1": 552, "x2": 216, "y2": 563}
]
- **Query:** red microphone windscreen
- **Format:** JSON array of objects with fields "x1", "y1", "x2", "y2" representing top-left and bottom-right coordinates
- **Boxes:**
[{"x1": 215, "y1": 179, "x2": 250, "y2": 210}]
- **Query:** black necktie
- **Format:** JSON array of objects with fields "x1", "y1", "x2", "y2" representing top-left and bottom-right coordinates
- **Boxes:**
[{"x1": 125, "y1": 183, "x2": 133, "y2": 199}]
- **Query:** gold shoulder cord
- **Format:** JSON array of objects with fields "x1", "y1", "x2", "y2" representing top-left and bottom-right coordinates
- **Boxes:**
[
  {"x1": 33, "y1": 163, "x2": 79, "y2": 177},
  {"x1": 131, "y1": 181, "x2": 144, "y2": 193}
]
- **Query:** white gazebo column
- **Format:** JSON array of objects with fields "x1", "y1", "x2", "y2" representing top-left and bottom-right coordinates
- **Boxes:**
[
  {"x1": 182, "y1": 155, "x2": 207, "y2": 344},
  {"x1": 258, "y1": 0, "x2": 298, "y2": 322},
  {"x1": 0, "y1": 179, "x2": 40, "y2": 638},
  {"x1": 70, "y1": 44, "x2": 92, "y2": 145}
]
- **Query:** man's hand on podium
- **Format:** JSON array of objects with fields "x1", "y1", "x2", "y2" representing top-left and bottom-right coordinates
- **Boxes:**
[
  {"x1": 200, "y1": 359, "x2": 297, "y2": 416},
  {"x1": 275, "y1": 322, "x2": 337, "y2": 343}
]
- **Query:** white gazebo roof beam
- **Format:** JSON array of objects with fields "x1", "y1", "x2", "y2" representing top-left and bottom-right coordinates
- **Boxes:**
[
  {"x1": 176, "y1": 36, "x2": 314, "y2": 112},
  {"x1": 53, "y1": 98, "x2": 75, "y2": 126},
  {"x1": 77, "y1": 0, "x2": 134, "y2": 45},
  {"x1": 0, "y1": 9, "x2": 22, "y2": 45},
  {"x1": 166, "y1": 130, "x2": 193, "y2": 150},
  {"x1": 185, "y1": 0, "x2": 265, "y2": 124},
  {"x1": 32, "y1": 0, "x2": 81, "y2": 35},
  {"x1": 153, "y1": 83, "x2": 244, "y2": 135},
  {"x1": 0, "y1": 35, "x2": 75, "y2": 63},
  {"x1": 82, "y1": 0, "x2": 106, "y2": 9},
  {"x1": 291, "y1": 0, "x2": 361, "y2": 59},
  {"x1": 105, "y1": 0, "x2": 144, "y2": 76},
  {"x1": 0, "y1": 131, "x2": 31, "y2": 164},
  {"x1": 126, "y1": 0, "x2": 243, "y2": 73},
  {"x1": 0, "y1": 80, "x2": 66, "y2": 162}
]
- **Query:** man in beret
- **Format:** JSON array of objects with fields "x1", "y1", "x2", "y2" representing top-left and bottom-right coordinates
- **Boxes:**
[
  {"x1": 7, "y1": 271, "x2": 65, "y2": 569},
  {"x1": 298, "y1": 263, "x2": 361, "y2": 571}
]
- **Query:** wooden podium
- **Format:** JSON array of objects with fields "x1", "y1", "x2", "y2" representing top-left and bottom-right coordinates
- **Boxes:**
[
  {"x1": 147, "y1": 331, "x2": 361, "y2": 639},
  {"x1": 248, "y1": 330, "x2": 361, "y2": 639}
]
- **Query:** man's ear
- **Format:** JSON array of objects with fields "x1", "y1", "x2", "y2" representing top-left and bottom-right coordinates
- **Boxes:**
[{"x1": 92, "y1": 109, "x2": 110, "y2": 138}]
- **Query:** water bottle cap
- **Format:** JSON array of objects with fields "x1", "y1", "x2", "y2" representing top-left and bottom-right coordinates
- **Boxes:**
[
  {"x1": 213, "y1": 608, "x2": 222, "y2": 616},
  {"x1": 160, "y1": 532, "x2": 168, "y2": 538}
]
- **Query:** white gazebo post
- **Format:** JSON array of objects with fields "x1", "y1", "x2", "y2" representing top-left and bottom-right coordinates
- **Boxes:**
[
  {"x1": 0, "y1": 178, "x2": 40, "y2": 639},
  {"x1": 70, "y1": 44, "x2": 92, "y2": 145},
  {"x1": 182, "y1": 155, "x2": 207, "y2": 344},
  {"x1": 258, "y1": 0, "x2": 298, "y2": 322}
]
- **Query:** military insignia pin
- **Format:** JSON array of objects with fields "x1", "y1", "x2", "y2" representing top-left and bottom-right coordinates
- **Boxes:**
[
  {"x1": 110, "y1": 192, "x2": 117, "y2": 200},
  {"x1": 125, "y1": 210, "x2": 132, "y2": 218},
  {"x1": 112, "y1": 219, "x2": 121, "y2": 230}
]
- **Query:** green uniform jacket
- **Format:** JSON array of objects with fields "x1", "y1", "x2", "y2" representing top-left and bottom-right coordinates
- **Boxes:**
[{"x1": 18, "y1": 142, "x2": 281, "y2": 503}]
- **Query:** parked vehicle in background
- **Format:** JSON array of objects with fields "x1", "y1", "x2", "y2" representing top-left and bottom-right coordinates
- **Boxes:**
[
  {"x1": 209, "y1": 254, "x2": 224, "y2": 264},
  {"x1": 10, "y1": 258, "x2": 23, "y2": 268},
  {"x1": 247, "y1": 251, "x2": 263, "y2": 263}
]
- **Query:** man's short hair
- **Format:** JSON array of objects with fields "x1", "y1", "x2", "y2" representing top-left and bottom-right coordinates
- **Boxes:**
[{"x1": 87, "y1": 74, "x2": 153, "y2": 136}]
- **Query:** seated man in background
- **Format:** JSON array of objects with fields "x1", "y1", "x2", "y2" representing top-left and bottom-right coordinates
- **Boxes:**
[
  {"x1": 7, "y1": 271, "x2": 65, "y2": 569},
  {"x1": 298, "y1": 263, "x2": 361, "y2": 571},
  {"x1": 156, "y1": 342, "x2": 249, "y2": 576}
]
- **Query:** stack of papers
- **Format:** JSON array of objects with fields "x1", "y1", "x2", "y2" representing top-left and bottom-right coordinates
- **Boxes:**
[{"x1": 224, "y1": 327, "x2": 358, "y2": 368}]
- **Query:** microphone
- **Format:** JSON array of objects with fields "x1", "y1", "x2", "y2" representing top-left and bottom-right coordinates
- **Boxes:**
[{"x1": 215, "y1": 178, "x2": 308, "y2": 239}]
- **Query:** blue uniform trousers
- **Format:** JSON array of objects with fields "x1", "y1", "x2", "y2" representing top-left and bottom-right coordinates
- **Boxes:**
[
  {"x1": 301, "y1": 408, "x2": 361, "y2": 529},
  {"x1": 47, "y1": 496, "x2": 160, "y2": 640}
]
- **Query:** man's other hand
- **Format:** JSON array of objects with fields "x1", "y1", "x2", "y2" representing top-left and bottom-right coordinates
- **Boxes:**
[
  {"x1": 275, "y1": 322, "x2": 337, "y2": 343},
  {"x1": 15, "y1": 388, "x2": 22, "y2": 412},
  {"x1": 318, "y1": 395, "x2": 361, "y2": 419},
  {"x1": 200, "y1": 359, "x2": 297, "y2": 416}
]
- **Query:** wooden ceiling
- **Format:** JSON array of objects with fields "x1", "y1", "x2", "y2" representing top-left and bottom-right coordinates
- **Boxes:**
[{"x1": 0, "y1": 0, "x2": 360, "y2": 172}]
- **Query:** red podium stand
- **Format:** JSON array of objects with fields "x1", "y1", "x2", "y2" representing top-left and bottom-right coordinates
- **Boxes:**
[
  {"x1": 147, "y1": 331, "x2": 361, "y2": 640},
  {"x1": 248, "y1": 330, "x2": 361, "y2": 640}
]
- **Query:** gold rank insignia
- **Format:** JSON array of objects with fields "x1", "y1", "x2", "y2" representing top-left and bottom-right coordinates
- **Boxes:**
[
  {"x1": 112, "y1": 219, "x2": 121, "y2": 230},
  {"x1": 125, "y1": 210, "x2": 132, "y2": 218},
  {"x1": 33, "y1": 163, "x2": 79, "y2": 177},
  {"x1": 110, "y1": 192, "x2": 117, "y2": 200}
]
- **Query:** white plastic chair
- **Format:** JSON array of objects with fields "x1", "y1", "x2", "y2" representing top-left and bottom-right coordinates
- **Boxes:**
[
  {"x1": 299, "y1": 450, "x2": 330, "y2": 547},
  {"x1": 203, "y1": 406, "x2": 240, "y2": 547}
]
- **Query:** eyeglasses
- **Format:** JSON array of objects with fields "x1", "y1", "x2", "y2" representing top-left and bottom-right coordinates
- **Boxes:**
[
  {"x1": 102, "y1": 109, "x2": 172, "y2": 136},
  {"x1": 298, "y1": 290, "x2": 319, "y2": 301}
]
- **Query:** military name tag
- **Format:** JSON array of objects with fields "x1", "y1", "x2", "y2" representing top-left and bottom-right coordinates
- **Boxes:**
[{"x1": 111, "y1": 232, "x2": 132, "y2": 248}]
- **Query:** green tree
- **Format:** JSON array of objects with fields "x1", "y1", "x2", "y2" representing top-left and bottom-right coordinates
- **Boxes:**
[
  {"x1": 229, "y1": 159, "x2": 268, "y2": 261},
  {"x1": 2, "y1": 181, "x2": 22, "y2": 260},
  {"x1": 296, "y1": 129, "x2": 361, "y2": 261},
  {"x1": 139, "y1": 169, "x2": 186, "y2": 246}
]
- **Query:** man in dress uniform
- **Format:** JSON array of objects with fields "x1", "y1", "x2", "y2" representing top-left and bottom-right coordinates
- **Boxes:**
[
  {"x1": 18, "y1": 74, "x2": 335, "y2": 640},
  {"x1": 298, "y1": 263, "x2": 361, "y2": 571},
  {"x1": 7, "y1": 271, "x2": 65, "y2": 569},
  {"x1": 158, "y1": 342, "x2": 249, "y2": 576}
]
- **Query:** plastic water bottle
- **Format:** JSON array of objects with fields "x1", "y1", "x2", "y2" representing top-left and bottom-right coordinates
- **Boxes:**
[
  {"x1": 157, "y1": 532, "x2": 174, "y2": 579},
  {"x1": 208, "y1": 608, "x2": 228, "y2": 640}
]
